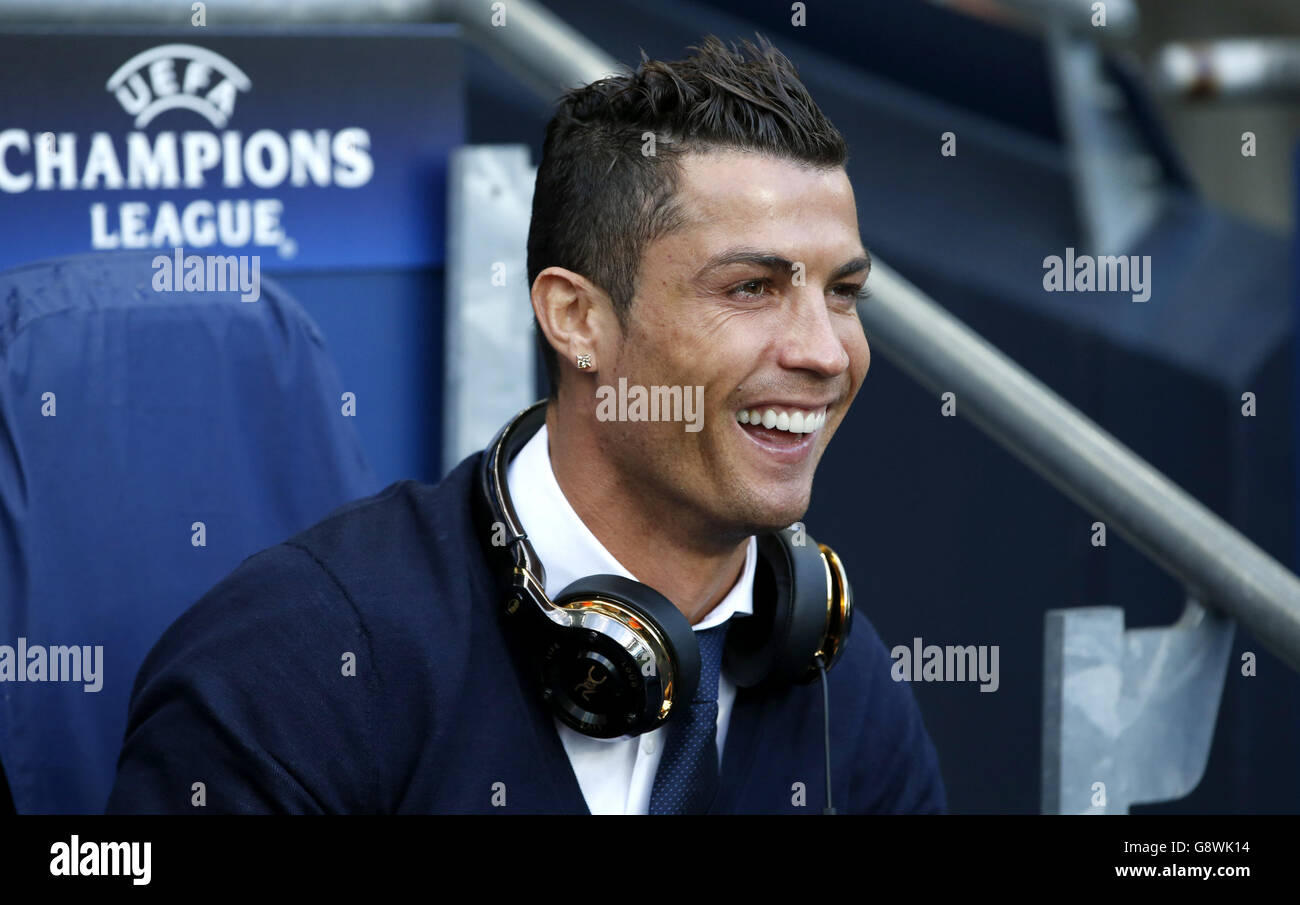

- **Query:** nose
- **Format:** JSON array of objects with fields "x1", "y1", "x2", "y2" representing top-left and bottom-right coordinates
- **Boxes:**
[{"x1": 777, "y1": 289, "x2": 851, "y2": 378}]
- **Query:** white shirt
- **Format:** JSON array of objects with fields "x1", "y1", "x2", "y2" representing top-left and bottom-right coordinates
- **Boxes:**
[{"x1": 505, "y1": 423, "x2": 756, "y2": 815}]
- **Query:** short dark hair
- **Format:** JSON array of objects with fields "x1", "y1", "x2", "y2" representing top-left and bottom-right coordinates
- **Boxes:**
[{"x1": 526, "y1": 34, "x2": 848, "y2": 395}]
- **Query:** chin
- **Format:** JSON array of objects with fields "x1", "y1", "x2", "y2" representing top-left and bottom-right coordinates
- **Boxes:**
[
  {"x1": 706, "y1": 466, "x2": 814, "y2": 536},
  {"x1": 746, "y1": 491, "x2": 811, "y2": 535}
]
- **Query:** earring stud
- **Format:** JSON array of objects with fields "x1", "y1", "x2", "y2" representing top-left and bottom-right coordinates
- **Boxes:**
[{"x1": 576, "y1": 354, "x2": 592, "y2": 370}]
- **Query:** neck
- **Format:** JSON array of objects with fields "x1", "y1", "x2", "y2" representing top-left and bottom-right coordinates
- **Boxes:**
[{"x1": 545, "y1": 403, "x2": 748, "y2": 626}]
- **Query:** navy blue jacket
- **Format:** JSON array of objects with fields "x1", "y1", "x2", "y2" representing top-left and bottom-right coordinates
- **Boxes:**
[{"x1": 107, "y1": 454, "x2": 947, "y2": 814}]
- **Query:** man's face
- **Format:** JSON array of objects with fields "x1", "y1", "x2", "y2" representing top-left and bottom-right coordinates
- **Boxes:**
[{"x1": 597, "y1": 149, "x2": 871, "y2": 541}]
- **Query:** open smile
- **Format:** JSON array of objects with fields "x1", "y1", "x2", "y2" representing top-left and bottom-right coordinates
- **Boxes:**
[{"x1": 733, "y1": 404, "x2": 828, "y2": 464}]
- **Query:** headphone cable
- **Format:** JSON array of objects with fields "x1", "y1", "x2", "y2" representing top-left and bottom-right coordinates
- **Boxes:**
[{"x1": 815, "y1": 655, "x2": 835, "y2": 815}]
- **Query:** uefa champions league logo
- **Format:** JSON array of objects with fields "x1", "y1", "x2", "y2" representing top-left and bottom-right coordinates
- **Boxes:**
[
  {"x1": 107, "y1": 44, "x2": 251, "y2": 128},
  {"x1": 1, "y1": 39, "x2": 370, "y2": 260}
]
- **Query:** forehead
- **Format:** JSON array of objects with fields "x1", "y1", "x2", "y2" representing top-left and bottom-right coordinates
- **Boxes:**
[
  {"x1": 665, "y1": 148, "x2": 868, "y2": 261},
  {"x1": 671, "y1": 149, "x2": 859, "y2": 240}
]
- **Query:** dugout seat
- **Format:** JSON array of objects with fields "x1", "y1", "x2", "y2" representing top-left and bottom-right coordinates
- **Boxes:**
[{"x1": 0, "y1": 250, "x2": 379, "y2": 813}]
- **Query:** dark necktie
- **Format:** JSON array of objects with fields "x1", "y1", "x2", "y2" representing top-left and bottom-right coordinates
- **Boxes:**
[{"x1": 649, "y1": 621, "x2": 730, "y2": 814}]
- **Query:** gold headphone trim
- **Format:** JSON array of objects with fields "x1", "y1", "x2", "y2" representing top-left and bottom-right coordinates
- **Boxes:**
[
  {"x1": 817, "y1": 543, "x2": 852, "y2": 669},
  {"x1": 556, "y1": 596, "x2": 678, "y2": 720},
  {"x1": 512, "y1": 566, "x2": 548, "y2": 609}
]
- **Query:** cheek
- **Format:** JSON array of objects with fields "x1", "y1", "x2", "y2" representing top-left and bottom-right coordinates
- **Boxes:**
[
  {"x1": 842, "y1": 323, "x2": 871, "y2": 385},
  {"x1": 631, "y1": 310, "x2": 723, "y2": 380}
]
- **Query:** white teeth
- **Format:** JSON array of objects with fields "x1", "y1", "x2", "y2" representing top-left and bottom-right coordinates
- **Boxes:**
[{"x1": 736, "y1": 407, "x2": 828, "y2": 434}]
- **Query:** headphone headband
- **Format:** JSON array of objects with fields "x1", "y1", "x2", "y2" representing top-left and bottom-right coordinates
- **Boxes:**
[{"x1": 478, "y1": 400, "x2": 550, "y2": 592}]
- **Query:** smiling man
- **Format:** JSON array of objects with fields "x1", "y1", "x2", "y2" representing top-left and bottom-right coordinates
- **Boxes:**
[
  {"x1": 107, "y1": 35, "x2": 945, "y2": 815},
  {"x1": 535, "y1": 147, "x2": 869, "y2": 627}
]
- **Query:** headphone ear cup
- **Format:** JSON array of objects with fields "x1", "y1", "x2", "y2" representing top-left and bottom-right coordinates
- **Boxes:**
[
  {"x1": 554, "y1": 574, "x2": 701, "y2": 709},
  {"x1": 725, "y1": 529, "x2": 831, "y2": 689}
]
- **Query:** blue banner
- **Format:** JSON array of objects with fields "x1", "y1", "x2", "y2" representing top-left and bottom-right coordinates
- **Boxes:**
[{"x1": 0, "y1": 26, "x2": 464, "y2": 271}]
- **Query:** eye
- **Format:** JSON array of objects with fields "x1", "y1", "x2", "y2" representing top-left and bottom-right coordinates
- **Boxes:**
[
  {"x1": 728, "y1": 279, "x2": 770, "y2": 299},
  {"x1": 830, "y1": 283, "x2": 868, "y2": 307}
]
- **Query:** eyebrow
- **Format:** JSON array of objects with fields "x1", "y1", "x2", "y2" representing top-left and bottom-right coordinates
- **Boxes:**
[{"x1": 693, "y1": 248, "x2": 872, "y2": 284}]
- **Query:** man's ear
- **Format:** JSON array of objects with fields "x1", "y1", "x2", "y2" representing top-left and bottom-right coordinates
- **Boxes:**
[{"x1": 531, "y1": 266, "x2": 619, "y2": 378}]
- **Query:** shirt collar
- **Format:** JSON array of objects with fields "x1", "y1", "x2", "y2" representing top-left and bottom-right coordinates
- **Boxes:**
[{"x1": 504, "y1": 422, "x2": 755, "y2": 628}]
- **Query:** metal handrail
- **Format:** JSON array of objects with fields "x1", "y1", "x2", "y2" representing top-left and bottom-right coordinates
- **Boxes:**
[
  {"x1": 0, "y1": 0, "x2": 622, "y2": 97},
  {"x1": 9, "y1": 0, "x2": 1300, "y2": 669},
  {"x1": 866, "y1": 263, "x2": 1300, "y2": 671}
]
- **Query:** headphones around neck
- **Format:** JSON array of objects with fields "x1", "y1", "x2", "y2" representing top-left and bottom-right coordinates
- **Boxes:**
[{"x1": 474, "y1": 401, "x2": 853, "y2": 740}]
